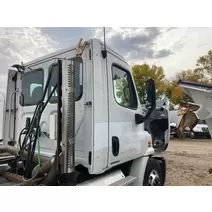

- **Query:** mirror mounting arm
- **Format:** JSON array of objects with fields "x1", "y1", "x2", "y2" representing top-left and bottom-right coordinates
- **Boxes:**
[
  {"x1": 135, "y1": 109, "x2": 153, "y2": 125},
  {"x1": 135, "y1": 114, "x2": 145, "y2": 124}
]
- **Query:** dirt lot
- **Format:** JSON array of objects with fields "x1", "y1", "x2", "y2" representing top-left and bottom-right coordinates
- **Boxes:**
[{"x1": 162, "y1": 139, "x2": 212, "y2": 186}]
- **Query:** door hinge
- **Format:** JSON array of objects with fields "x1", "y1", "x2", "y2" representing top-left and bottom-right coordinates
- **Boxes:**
[
  {"x1": 6, "y1": 108, "x2": 18, "y2": 112},
  {"x1": 84, "y1": 101, "x2": 92, "y2": 106}
]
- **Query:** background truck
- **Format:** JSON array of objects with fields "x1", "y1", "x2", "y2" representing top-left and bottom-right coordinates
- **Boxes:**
[
  {"x1": 169, "y1": 101, "x2": 210, "y2": 139},
  {"x1": 184, "y1": 119, "x2": 210, "y2": 139},
  {"x1": 178, "y1": 80, "x2": 212, "y2": 140},
  {"x1": 0, "y1": 38, "x2": 169, "y2": 186}
]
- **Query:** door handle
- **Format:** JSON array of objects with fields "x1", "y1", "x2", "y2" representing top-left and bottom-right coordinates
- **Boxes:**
[{"x1": 112, "y1": 136, "x2": 120, "y2": 157}]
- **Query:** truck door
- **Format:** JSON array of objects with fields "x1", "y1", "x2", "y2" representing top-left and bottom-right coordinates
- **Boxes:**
[{"x1": 106, "y1": 51, "x2": 148, "y2": 167}]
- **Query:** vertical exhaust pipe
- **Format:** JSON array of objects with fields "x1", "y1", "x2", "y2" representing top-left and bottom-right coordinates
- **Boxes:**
[
  {"x1": 63, "y1": 60, "x2": 75, "y2": 173},
  {"x1": 67, "y1": 60, "x2": 75, "y2": 172}
]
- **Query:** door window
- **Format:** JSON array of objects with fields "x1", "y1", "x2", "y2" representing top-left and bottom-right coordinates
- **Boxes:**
[
  {"x1": 48, "y1": 57, "x2": 83, "y2": 103},
  {"x1": 112, "y1": 65, "x2": 138, "y2": 110},
  {"x1": 21, "y1": 69, "x2": 44, "y2": 106}
]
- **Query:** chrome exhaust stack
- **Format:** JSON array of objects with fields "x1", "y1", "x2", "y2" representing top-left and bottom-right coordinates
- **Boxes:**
[
  {"x1": 67, "y1": 60, "x2": 76, "y2": 173},
  {"x1": 62, "y1": 60, "x2": 76, "y2": 174}
]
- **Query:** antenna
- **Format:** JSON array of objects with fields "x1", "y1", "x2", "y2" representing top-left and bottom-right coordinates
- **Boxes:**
[
  {"x1": 103, "y1": 27, "x2": 106, "y2": 50},
  {"x1": 102, "y1": 27, "x2": 107, "y2": 59}
]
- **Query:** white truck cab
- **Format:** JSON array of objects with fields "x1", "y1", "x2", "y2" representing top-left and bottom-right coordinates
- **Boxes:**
[{"x1": 0, "y1": 38, "x2": 169, "y2": 186}]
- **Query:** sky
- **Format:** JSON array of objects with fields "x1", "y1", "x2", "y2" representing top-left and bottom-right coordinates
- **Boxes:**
[{"x1": 0, "y1": 27, "x2": 212, "y2": 93}]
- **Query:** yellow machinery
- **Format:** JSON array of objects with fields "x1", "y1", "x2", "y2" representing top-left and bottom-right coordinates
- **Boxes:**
[{"x1": 176, "y1": 101, "x2": 200, "y2": 139}]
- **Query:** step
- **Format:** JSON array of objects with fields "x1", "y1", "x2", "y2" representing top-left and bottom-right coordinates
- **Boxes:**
[
  {"x1": 109, "y1": 176, "x2": 137, "y2": 186},
  {"x1": 0, "y1": 182, "x2": 19, "y2": 186}
]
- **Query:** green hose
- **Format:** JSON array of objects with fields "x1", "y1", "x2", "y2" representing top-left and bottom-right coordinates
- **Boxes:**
[{"x1": 22, "y1": 137, "x2": 41, "y2": 182}]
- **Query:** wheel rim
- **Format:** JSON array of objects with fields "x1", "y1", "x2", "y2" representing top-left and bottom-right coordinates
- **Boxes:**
[
  {"x1": 148, "y1": 170, "x2": 160, "y2": 186},
  {"x1": 190, "y1": 131, "x2": 194, "y2": 138}
]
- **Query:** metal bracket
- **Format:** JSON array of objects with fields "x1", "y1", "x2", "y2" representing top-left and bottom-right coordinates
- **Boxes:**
[
  {"x1": 76, "y1": 38, "x2": 87, "y2": 56},
  {"x1": 11, "y1": 64, "x2": 25, "y2": 73}
]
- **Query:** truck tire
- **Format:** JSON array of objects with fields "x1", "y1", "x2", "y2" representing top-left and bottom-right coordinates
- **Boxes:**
[
  {"x1": 189, "y1": 131, "x2": 195, "y2": 139},
  {"x1": 143, "y1": 158, "x2": 163, "y2": 186}
]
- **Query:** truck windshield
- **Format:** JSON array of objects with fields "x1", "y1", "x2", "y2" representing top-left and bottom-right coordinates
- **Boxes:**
[{"x1": 197, "y1": 119, "x2": 206, "y2": 124}]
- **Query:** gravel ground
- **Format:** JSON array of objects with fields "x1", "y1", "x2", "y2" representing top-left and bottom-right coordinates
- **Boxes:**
[{"x1": 162, "y1": 139, "x2": 212, "y2": 186}]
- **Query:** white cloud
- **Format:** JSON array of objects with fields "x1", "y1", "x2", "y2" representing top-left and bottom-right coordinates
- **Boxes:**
[
  {"x1": 1, "y1": 27, "x2": 212, "y2": 89},
  {"x1": 95, "y1": 27, "x2": 174, "y2": 63},
  {"x1": 144, "y1": 27, "x2": 212, "y2": 76},
  {"x1": 0, "y1": 27, "x2": 58, "y2": 89},
  {"x1": 107, "y1": 27, "x2": 212, "y2": 78}
]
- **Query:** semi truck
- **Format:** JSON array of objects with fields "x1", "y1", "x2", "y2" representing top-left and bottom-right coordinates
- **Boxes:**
[{"x1": 0, "y1": 38, "x2": 170, "y2": 186}]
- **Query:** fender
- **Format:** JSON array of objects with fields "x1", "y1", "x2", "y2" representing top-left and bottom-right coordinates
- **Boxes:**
[
  {"x1": 129, "y1": 156, "x2": 166, "y2": 186},
  {"x1": 129, "y1": 156, "x2": 149, "y2": 186}
]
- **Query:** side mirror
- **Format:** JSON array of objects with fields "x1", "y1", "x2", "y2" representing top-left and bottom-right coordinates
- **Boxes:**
[
  {"x1": 135, "y1": 78, "x2": 156, "y2": 125},
  {"x1": 145, "y1": 78, "x2": 156, "y2": 111}
]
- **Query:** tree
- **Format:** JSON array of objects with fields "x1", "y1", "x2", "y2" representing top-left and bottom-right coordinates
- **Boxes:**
[
  {"x1": 168, "y1": 69, "x2": 210, "y2": 105},
  {"x1": 113, "y1": 73, "x2": 131, "y2": 107},
  {"x1": 132, "y1": 64, "x2": 167, "y2": 103},
  {"x1": 196, "y1": 50, "x2": 212, "y2": 80},
  {"x1": 164, "y1": 80, "x2": 183, "y2": 105},
  {"x1": 129, "y1": 50, "x2": 212, "y2": 107},
  {"x1": 176, "y1": 69, "x2": 209, "y2": 83}
]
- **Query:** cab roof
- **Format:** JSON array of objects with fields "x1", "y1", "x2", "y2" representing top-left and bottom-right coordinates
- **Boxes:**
[{"x1": 23, "y1": 38, "x2": 128, "y2": 67}]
